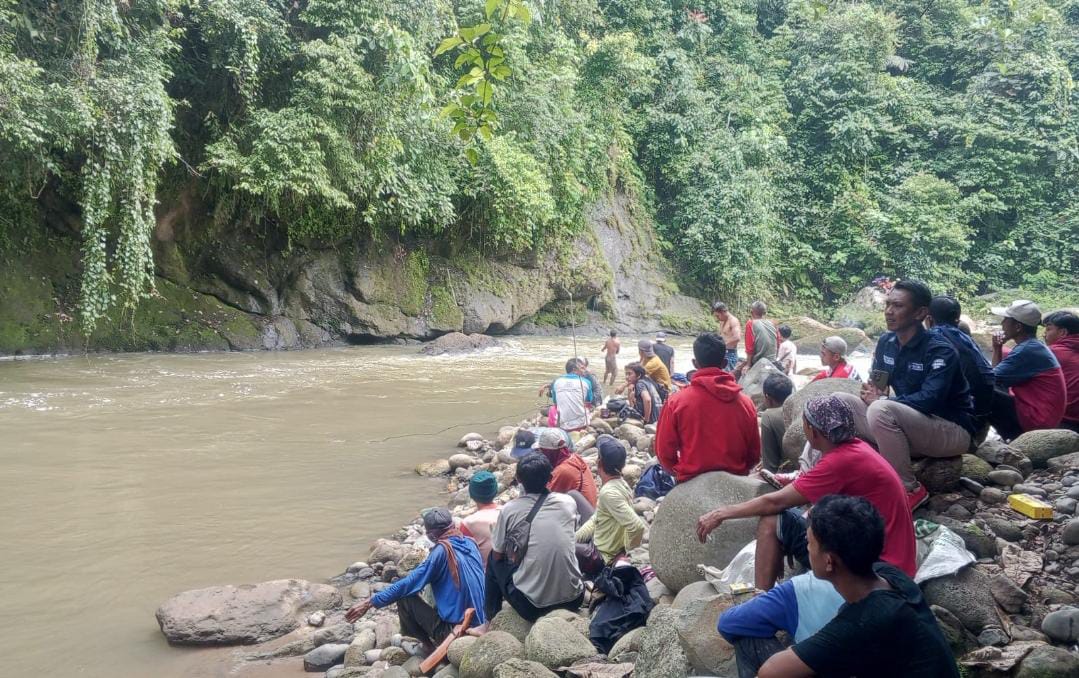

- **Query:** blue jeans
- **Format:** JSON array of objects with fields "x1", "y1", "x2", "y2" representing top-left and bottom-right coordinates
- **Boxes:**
[{"x1": 725, "y1": 348, "x2": 739, "y2": 372}]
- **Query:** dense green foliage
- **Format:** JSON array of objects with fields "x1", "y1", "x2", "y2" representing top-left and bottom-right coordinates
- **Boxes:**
[{"x1": 1, "y1": 1, "x2": 1076, "y2": 330}]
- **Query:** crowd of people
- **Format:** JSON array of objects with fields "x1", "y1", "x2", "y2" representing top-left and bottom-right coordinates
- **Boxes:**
[{"x1": 343, "y1": 283, "x2": 1077, "y2": 676}]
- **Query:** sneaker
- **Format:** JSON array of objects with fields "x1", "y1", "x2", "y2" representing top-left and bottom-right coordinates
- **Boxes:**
[{"x1": 907, "y1": 484, "x2": 929, "y2": 512}]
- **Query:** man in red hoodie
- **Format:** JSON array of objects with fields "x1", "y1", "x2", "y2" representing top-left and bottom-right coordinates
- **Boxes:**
[
  {"x1": 656, "y1": 332, "x2": 760, "y2": 482},
  {"x1": 1045, "y1": 311, "x2": 1079, "y2": 433}
]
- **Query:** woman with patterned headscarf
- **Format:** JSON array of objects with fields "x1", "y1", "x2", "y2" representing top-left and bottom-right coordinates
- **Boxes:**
[
  {"x1": 345, "y1": 507, "x2": 486, "y2": 652},
  {"x1": 696, "y1": 394, "x2": 916, "y2": 592}
]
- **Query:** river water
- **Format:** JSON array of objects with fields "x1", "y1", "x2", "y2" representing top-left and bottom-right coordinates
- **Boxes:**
[{"x1": 0, "y1": 337, "x2": 724, "y2": 677}]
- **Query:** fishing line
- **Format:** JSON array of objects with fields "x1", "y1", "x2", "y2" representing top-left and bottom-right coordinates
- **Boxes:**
[{"x1": 364, "y1": 403, "x2": 545, "y2": 444}]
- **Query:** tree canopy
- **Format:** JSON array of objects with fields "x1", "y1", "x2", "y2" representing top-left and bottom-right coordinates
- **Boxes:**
[{"x1": 1, "y1": 1, "x2": 1076, "y2": 331}]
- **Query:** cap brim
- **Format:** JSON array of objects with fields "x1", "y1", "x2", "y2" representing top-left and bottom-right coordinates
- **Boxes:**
[{"x1": 989, "y1": 306, "x2": 1011, "y2": 318}]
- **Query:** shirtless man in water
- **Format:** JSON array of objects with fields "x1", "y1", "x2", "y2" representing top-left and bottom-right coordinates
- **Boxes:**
[
  {"x1": 712, "y1": 302, "x2": 742, "y2": 373},
  {"x1": 601, "y1": 330, "x2": 620, "y2": 385}
]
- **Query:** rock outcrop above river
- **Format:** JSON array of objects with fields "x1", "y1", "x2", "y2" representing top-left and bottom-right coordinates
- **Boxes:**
[{"x1": 419, "y1": 332, "x2": 501, "y2": 356}]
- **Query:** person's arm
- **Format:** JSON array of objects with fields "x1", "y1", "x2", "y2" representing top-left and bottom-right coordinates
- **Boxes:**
[
  {"x1": 717, "y1": 581, "x2": 799, "y2": 642},
  {"x1": 759, "y1": 648, "x2": 815, "y2": 678},
  {"x1": 697, "y1": 484, "x2": 807, "y2": 542},
  {"x1": 369, "y1": 547, "x2": 439, "y2": 608},
  {"x1": 547, "y1": 465, "x2": 574, "y2": 494},
  {"x1": 575, "y1": 515, "x2": 595, "y2": 543},
  {"x1": 654, "y1": 400, "x2": 680, "y2": 472},
  {"x1": 641, "y1": 388, "x2": 653, "y2": 422},
  {"x1": 890, "y1": 342, "x2": 962, "y2": 415},
  {"x1": 992, "y1": 332, "x2": 1005, "y2": 366}
]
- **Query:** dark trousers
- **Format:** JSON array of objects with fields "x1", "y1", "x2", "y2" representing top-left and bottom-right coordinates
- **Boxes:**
[
  {"x1": 988, "y1": 387, "x2": 1023, "y2": 442},
  {"x1": 732, "y1": 635, "x2": 790, "y2": 678},
  {"x1": 397, "y1": 594, "x2": 454, "y2": 647},
  {"x1": 778, "y1": 508, "x2": 810, "y2": 570},
  {"x1": 484, "y1": 552, "x2": 584, "y2": 622}
]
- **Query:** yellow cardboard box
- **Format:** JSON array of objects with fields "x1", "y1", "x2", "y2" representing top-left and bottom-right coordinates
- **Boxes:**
[{"x1": 1008, "y1": 493, "x2": 1053, "y2": 520}]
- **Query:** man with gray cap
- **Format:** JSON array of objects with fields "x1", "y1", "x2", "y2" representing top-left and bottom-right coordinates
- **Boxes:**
[
  {"x1": 989, "y1": 299, "x2": 1066, "y2": 440},
  {"x1": 653, "y1": 331, "x2": 675, "y2": 373},
  {"x1": 638, "y1": 338, "x2": 672, "y2": 395},
  {"x1": 697, "y1": 394, "x2": 916, "y2": 591},
  {"x1": 810, "y1": 336, "x2": 861, "y2": 382},
  {"x1": 346, "y1": 507, "x2": 487, "y2": 649}
]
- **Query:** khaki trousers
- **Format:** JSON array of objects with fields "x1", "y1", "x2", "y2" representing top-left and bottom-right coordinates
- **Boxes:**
[{"x1": 843, "y1": 395, "x2": 970, "y2": 489}]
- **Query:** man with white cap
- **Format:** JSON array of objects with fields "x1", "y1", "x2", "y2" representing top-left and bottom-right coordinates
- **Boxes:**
[
  {"x1": 653, "y1": 331, "x2": 675, "y2": 373},
  {"x1": 810, "y1": 336, "x2": 862, "y2": 382},
  {"x1": 989, "y1": 300, "x2": 1066, "y2": 440}
]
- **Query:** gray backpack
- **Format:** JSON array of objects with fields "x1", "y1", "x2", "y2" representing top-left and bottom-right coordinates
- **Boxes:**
[{"x1": 505, "y1": 492, "x2": 548, "y2": 565}]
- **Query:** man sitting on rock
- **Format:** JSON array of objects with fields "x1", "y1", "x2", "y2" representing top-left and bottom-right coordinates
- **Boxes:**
[
  {"x1": 846, "y1": 279, "x2": 976, "y2": 511},
  {"x1": 926, "y1": 295, "x2": 995, "y2": 432},
  {"x1": 697, "y1": 395, "x2": 916, "y2": 590},
  {"x1": 990, "y1": 300, "x2": 1067, "y2": 440},
  {"x1": 346, "y1": 507, "x2": 486, "y2": 651},
  {"x1": 756, "y1": 495, "x2": 958, "y2": 678},
  {"x1": 638, "y1": 339, "x2": 672, "y2": 397},
  {"x1": 536, "y1": 428, "x2": 598, "y2": 508},
  {"x1": 476, "y1": 453, "x2": 584, "y2": 628},
  {"x1": 575, "y1": 436, "x2": 648, "y2": 575},
  {"x1": 718, "y1": 571, "x2": 844, "y2": 678},
  {"x1": 623, "y1": 362, "x2": 663, "y2": 425},
  {"x1": 1045, "y1": 310, "x2": 1079, "y2": 432},
  {"x1": 760, "y1": 373, "x2": 795, "y2": 473},
  {"x1": 460, "y1": 471, "x2": 503, "y2": 567},
  {"x1": 810, "y1": 336, "x2": 861, "y2": 382},
  {"x1": 655, "y1": 332, "x2": 760, "y2": 482}
]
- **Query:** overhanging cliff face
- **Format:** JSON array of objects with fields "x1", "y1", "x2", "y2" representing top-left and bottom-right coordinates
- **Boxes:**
[{"x1": 0, "y1": 192, "x2": 709, "y2": 355}]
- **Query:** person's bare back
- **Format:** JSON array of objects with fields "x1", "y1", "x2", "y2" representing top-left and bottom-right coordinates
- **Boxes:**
[{"x1": 603, "y1": 337, "x2": 621, "y2": 357}]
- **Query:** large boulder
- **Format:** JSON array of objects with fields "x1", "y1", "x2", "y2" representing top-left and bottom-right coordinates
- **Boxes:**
[
  {"x1": 447, "y1": 636, "x2": 477, "y2": 667},
  {"x1": 672, "y1": 581, "x2": 737, "y2": 675},
  {"x1": 523, "y1": 617, "x2": 597, "y2": 669},
  {"x1": 782, "y1": 378, "x2": 866, "y2": 427},
  {"x1": 304, "y1": 643, "x2": 349, "y2": 671},
  {"x1": 493, "y1": 659, "x2": 558, "y2": 678},
  {"x1": 1010, "y1": 429, "x2": 1079, "y2": 469},
  {"x1": 420, "y1": 333, "x2": 501, "y2": 356},
  {"x1": 459, "y1": 631, "x2": 522, "y2": 678},
  {"x1": 635, "y1": 606, "x2": 689, "y2": 678},
  {"x1": 488, "y1": 606, "x2": 533, "y2": 643},
  {"x1": 913, "y1": 456, "x2": 962, "y2": 493},
  {"x1": 921, "y1": 567, "x2": 996, "y2": 633},
  {"x1": 155, "y1": 579, "x2": 342, "y2": 645},
  {"x1": 650, "y1": 472, "x2": 773, "y2": 591},
  {"x1": 782, "y1": 421, "x2": 807, "y2": 463},
  {"x1": 738, "y1": 358, "x2": 786, "y2": 408}
]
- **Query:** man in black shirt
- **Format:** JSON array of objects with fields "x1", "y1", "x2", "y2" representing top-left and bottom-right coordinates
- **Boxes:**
[
  {"x1": 758, "y1": 495, "x2": 958, "y2": 678},
  {"x1": 653, "y1": 332, "x2": 675, "y2": 374}
]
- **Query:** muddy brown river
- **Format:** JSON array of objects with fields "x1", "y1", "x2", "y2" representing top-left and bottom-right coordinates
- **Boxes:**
[{"x1": 0, "y1": 337, "x2": 727, "y2": 677}]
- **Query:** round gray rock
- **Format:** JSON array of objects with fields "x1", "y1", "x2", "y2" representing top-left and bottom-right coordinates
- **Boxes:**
[
  {"x1": 921, "y1": 566, "x2": 996, "y2": 633},
  {"x1": 672, "y1": 581, "x2": 737, "y2": 675},
  {"x1": 155, "y1": 579, "x2": 343, "y2": 645},
  {"x1": 650, "y1": 471, "x2": 774, "y2": 591},
  {"x1": 493, "y1": 659, "x2": 558, "y2": 678},
  {"x1": 960, "y1": 454, "x2": 993, "y2": 484},
  {"x1": 1010, "y1": 429, "x2": 1079, "y2": 468},
  {"x1": 782, "y1": 378, "x2": 865, "y2": 427},
  {"x1": 1041, "y1": 606, "x2": 1079, "y2": 643},
  {"x1": 489, "y1": 606, "x2": 533, "y2": 643},
  {"x1": 523, "y1": 617, "x2": 596, "y2": 669},
  {"x1": 1063, "y1": 519, "x2": 1079, "y2": 546},
  {"x1": 459, "y1": 631, "x2": 522, "y2": 678},
  {"x1": 447, "y1": 635, "x2": 477, "y2": 667},
  {"x1": 635, "y1": 606, "x2": 689, "y2": 678},
  {"x1": 304, "y1": 643, "x2": 350, "y2": 671}
]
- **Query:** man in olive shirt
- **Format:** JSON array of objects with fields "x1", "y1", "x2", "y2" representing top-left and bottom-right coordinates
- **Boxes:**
[
  {"x1": 759, "y1": 373, "x2": 794, "y2": 472},
  {"x1": 575, "y1": 436, "x2": 647, "y2": 567}
]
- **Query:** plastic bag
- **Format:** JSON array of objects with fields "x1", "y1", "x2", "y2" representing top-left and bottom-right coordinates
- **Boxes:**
[{"x1": 699, "y1": 539, "x2": 757, "y2": 592}]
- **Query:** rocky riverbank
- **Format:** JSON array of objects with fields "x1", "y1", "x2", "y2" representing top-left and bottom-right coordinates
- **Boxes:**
[{"x1": 155, "y1": 402, "x2": 1079, "y2": 678}]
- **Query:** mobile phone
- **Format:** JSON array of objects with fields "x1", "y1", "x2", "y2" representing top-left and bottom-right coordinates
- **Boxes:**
[{"x1": 870, "y1": 369, "x2": 889, "y2": 392}]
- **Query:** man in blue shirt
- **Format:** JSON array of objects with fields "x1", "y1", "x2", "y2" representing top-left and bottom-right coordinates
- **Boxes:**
[
  {"x1": 839, "y1": 280, "x2": 975, "y2": 511},
  {"x1": 345, "y1": 508, "x2": 486, "y2": 651},
  {"x1": 926, "y1": 296, "x2": 995, "y2": 428}
]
